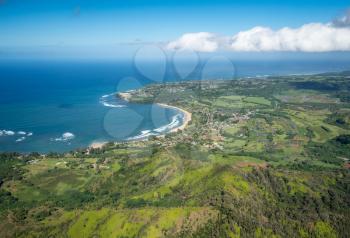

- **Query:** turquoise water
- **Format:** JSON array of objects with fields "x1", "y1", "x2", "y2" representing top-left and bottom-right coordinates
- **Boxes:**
[
  {"x1": 0, "y1": 58, "x2": 349, "y2": 153},
  {"x1": 0, "y1": 60, "x2": 183, "y2": 153}
]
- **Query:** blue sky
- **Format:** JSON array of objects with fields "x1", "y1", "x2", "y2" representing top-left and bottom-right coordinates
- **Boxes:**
[{"x1": 0, "y1": 0, "x2": 349, "y2": 58}]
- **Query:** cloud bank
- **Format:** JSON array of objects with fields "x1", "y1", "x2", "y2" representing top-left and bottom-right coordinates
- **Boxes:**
[
  {"x1": 167, "y1": 16, "x2": 350, "y2": 52},
  {"x1": 230, "y1": 23, "x2": 350, "y2": 52},
  {"x1": 167, "y1": 32, "x2": 219, "y2": 52}
]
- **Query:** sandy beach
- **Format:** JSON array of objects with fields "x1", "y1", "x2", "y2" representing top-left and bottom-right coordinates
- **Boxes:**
[
  {"x1": 88, "y1": 100, "x2": 191, "y2": 147},
  {"x1": 118, "y1": 92, "x2": 192, "y2": 134},
  {"x1": 156, "y1": 103, "x2": 192, "y2": 133},
  {"x1": 89, "y1": 141, "x2": 107, "y2": 149},
  {"x1": 117, "y1": 92, "x2": 132, "y2": 101}
]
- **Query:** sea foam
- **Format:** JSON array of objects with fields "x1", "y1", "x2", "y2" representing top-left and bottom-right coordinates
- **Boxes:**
[
  {"x1": 16, "y1": 137, "x2": 26, "y2": 142},
  {"x1": 53, "y1": 132, "x2": 75, "y2": 142},
  {"x1": 0, "y1": 130, "x2": 15, "y2": 136},
  {"x1": 154, "y1": 114, "x2": 182, "y2": 133},
  {"x1": 127, "y1": 113, "x2": 183, "y2": 141},
  {"x1": 102, "y1": 102, "x2": 126, "y2": 108},
  {"x1": 100, "y1": 93, "x2": 126, "y2": 108}
]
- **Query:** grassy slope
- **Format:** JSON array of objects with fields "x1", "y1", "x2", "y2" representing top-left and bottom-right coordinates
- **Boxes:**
[{"x1": 0, "y1": 73, "x2": 350, "y2": 238}]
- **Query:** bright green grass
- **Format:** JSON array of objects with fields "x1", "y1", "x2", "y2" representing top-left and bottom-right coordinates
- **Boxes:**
[
  {"x1": 24, "y1": 158, "x2": 69, "y2": 176},
  {"x1": 181, "y1": 164, "x2": 214, "y2": 193},
  {"x1": 224, "y1": 139, "x2": 246, "y2": 150},
  {"x1": 286, "y1": 109, "x2": 348, "y2": 143},
  {"x1": 98, "y1": 210, "x2": 146, "y2": 238},
  {"x1": 214, "y1": 96, "x2": 271, "y2": 108},
  {"x1": 97, "y1": 208, "x2": 198, "y2": 238},
  {"x1": 275, "y1": 90, "x2": 339, "y2": 104},
  {"x1": 132, "y1": 174, "x2": 182, "y2": 200},
  {"x1": 68, "y1": 208, "x2": 110, "y2": 238},
  {"x1": 220, "y1": 95, "x2": 243, "y2": 101},
  {"x1": 314, "y1": 221, "x2": 337, "y2": 238},
  {"x1": 28, "y1": 169, "x2": 92, "y2": 195},
  {"x1": 308, "y1": 161, "x2": 341, "y2": 169},
  {"x1": 243, "y1": 97, "x2": 271, "y2": 106},
  {"x1": 39, "y1": 210, "x2": 78, "y2": 237},
  {"x1": 213, "y1": 96, "x2": 257, "y2": 109},
  {"x1": 243, "y1": 140, "x2": 265, "y2": 153},
  {"x1": 209, "y1": 154, "x2": 263, "y2": 166},
  {"x1": 287, "y1": 181, "x2": 309, "y2": 195},
  {"x1": 144, "y1": 208, "x2": 189, "y2": 237},
  {"x1": 43, "y1": 210, "x2": 77, "y2": 226},
  {"x1": 8, "y1": 181, "x2": 47, "y2": 202},
  {"x1": 111, "y1": 161, "x2": 121, "y2": 172},
  {"x1": 221, "y1": 172, "x2": 251, "y2": 196},
  {"x1": 224, "y1": 126, "x2": 241, "y2": 136}
]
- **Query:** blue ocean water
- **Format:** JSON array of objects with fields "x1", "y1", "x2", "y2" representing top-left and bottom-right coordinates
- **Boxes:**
[
  {"x1": 0, "y1": 58, "x2": 349, "y2": 153},
  {"x1": 0, "y1": 60, "x2": 183, "y2": 153}
]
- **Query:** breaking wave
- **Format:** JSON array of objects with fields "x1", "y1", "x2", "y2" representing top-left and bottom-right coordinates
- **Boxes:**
[
  {"x1": 0, "y1": 129, "x2": 34, "y2": 143},
  {"x1": 99, "y1": 93, "x2": 126, "y2": 108},
  {"x1": 52, "y1": 132, "x2": 75, "y2": 142},
  {"x1": 154, "y1": 114, "x2": 182, "y2": 133},
  {"x1": 126, "y1": 113, "x2": 184, "y2": 141}
]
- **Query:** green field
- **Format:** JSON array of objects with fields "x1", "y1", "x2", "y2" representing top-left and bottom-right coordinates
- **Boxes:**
[{"x1": 1, "y1": 72, "x2": 350, "y2": 237}]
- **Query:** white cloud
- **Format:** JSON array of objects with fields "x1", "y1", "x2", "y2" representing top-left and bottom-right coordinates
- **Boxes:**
[
  {"x1": 230, "y1": 23, "x2": 350, "y2": 52},
  {"x1": 168, "y1": 20, "x2": 350, "y2": 52},
  {"x1": 167, "y1": 32, "x2": 219, "y2": 52}
]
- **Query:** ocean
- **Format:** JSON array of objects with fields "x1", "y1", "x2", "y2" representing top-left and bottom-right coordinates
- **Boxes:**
[{"x1": 0, "y1": 58, "x2": 350, "y2": 153}]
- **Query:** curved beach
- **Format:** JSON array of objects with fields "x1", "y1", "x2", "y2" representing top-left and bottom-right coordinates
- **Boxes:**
[
  {"x1": 118, "y1": 92, "x2": 192, "y2": 134},
  {"x1": 156, "y1": 103, "x2": 192, "y2": 133},
  {"x1": 89, "y1": 93, "x2": 192, "y2": 148}
]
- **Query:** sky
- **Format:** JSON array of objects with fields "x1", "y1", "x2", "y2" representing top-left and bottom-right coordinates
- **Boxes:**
[{"x1": 0, "y1": 0, "x2": 350, "y2": 59}]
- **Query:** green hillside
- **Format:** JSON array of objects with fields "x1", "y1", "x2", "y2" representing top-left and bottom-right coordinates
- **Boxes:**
[{"x1": 1, "y1": 72, "x2": 350, "y2": 238}]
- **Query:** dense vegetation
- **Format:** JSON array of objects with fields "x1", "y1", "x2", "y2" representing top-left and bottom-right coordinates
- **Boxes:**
[{"x1": 0, "y1": 72, "x2": 350, "y2": 237}]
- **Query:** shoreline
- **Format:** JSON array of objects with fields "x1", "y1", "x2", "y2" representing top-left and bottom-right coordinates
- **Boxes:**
[
  {"x1": 117, "y1": 91, "x2": 192, "y2": 134},
  {"x1": 88, "y1": 93, "x2": 192, "y2": 148},
  {"x1": 117, "y1": 92, "x2": 132, "y2": 101},
  {"x1": 89, "y1": 141, "x2": 108, "y2": 149},
  {"x1": 156, "y1": 103, "x2": 192, "y2": 133}
]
